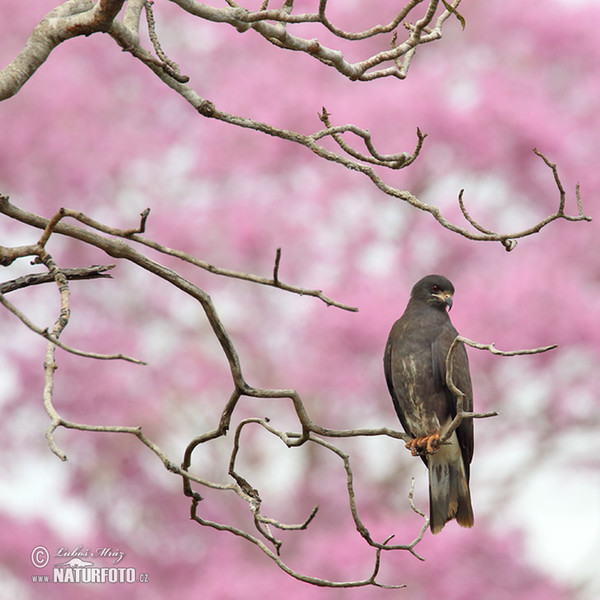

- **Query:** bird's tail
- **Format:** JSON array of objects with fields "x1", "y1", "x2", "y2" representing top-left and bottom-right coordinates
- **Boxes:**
[{"x1": 427, "y1": 431, "x2": 473, "y2": 534}]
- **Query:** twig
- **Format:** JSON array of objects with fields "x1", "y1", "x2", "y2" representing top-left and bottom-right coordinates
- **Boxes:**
[
  {"x1": 456, "y1": 149, "x2": 591, "y2": 251},
  {"x1": 273, "y1": 247, "x2": 282, "y2": 285},
  {"x1": 0, "y1": 264, "x2": 114, "y2": 294},
  {"x1": 123, "y1": 208, "x2": 150, "y2": 236},
  {"x1": 0, "y1": 293, "x2": 146, "y2": 364},
  {"x1": 256, "y1": 505, "x2": 319, "y2": 531},
  {"x1": 143, "y1": 1, "x2": 189, "y2": 82}
]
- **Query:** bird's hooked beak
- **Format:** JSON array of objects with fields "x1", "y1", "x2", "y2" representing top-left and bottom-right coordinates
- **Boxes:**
[{"x1": 433, "y1": 291, "x2": 453, "y2": 311}]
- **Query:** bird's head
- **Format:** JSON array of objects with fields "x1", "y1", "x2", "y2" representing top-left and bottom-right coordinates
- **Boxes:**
[{"x1": 410, "y1": 274, "x2": 455, "y2": 311}]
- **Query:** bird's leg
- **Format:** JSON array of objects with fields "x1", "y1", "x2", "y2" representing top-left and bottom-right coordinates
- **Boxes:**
[{"x1": 405, "y1": 433, "x2": 441, "y2": 456}]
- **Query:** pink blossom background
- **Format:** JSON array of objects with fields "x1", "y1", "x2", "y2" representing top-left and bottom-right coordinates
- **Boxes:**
[{"x1": 1, "y1": 1, "x2": 599, "y2": 598}]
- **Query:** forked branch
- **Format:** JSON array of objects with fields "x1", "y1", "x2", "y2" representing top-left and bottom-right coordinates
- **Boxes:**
[
  {"x1": 0, "y1": 197, "x2": 426, "y2": 587},
  {"x1": 0, "y1": 198, "x2": 568, "y2": 587},
  {"x1": 441, "y1": 335, "x2": 557, "y2": 442},
  {"x1": 1, "y1": 2, "x2": 589, "y2": 248}
]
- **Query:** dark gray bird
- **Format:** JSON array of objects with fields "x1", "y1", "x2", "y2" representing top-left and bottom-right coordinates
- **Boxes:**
[{"x1": 384, "y1": 274, "x2": 474, "y2": 534}]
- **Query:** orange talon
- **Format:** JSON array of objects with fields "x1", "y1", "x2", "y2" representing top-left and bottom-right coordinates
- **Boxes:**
[
  {"x1": 410, "y1": 439, "x2": 420, "y2": 456},
  {"x1": 405, "y1": 438, "x2": 419, "y2": 456},
  {"x1": 425, "y1": 432, "x2": 440, "y2": 454},
  {"x1": 405, "y1": 433, "x2": 441, "y2": 456}
]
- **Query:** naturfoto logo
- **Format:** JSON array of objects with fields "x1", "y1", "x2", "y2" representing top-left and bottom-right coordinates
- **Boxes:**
[{"x1": 30, "y1": 545, "x2": 150, "y2": 584}]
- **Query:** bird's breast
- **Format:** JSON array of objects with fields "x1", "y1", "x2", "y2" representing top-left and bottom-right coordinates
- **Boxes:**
[{"x1": 396, "y1": 354, "x2": 442, "y2": 437}]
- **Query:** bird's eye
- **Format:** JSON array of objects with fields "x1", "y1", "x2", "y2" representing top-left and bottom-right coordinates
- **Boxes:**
[{"x1": 431, "y1": 284, "x2": 440, "y2": 293}]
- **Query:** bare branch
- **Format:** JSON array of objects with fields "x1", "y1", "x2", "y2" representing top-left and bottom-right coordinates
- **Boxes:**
[
  {"x1": 38, "y1": 362, "x2": 426, "y2": 588},
  {"x1": 143, "y1": 0, "x2": 189, "y2": 82},
  {"x1": 186, "y1": 421, "x2": 418, "y2": 588},
  {"x1": 456, "y1": 149, "x2": 591, "y2": 251},
  {"x1": 317, "y1": 109, "x2": 427, "y2": 169},
  {"x1": 38, "y1": 248, "x2": 74, "y2": 460},
  {"x1": 308, "y1": 433, "x2": 427, "y2": 561},
  {"x1": 0, "y1": 0, "x2": 126, "y2": 101},
  {"x1": 1, "y1": 5, "x2": 591, "y2": 247},
  {"x1": 459, "y1": 336, "x2": 558, "y2": 357},
  {"x1": 178, "y1": 381, "x2": 427, "y2": 579},
  {"x1": 102, "y1": 27, "x2": 596, "y2": 248},
  {"x1": 0, "y1": 198, "x2": 357, "y2": 312},
  {"x1": 0, "y1": 265, "x2": 115, "y2": 294},
  {"x1": 0, "y1": 0, "x2": 459, "y2": 99},
  {"x1": 169, "y1": 0, "x2": 461, "y2": 81},
  {"x1": 0, "y1": 1, "x2": 589, "y2": 588},
  {"x1": 189, "y1": 493, "x2": 404, "y2": 589},
  {"x1": 256, "y1": 505, "x2": 319, "y2": 532},
  {"x1": 441, "y1": 335, "x2": 557, "y2": 443},
  {"x1": 0, "y1": 293, "x2": 146, "y2": 365}
]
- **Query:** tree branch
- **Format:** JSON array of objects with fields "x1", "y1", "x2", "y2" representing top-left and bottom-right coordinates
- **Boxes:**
[
  {"x1": 0, "y1": 196, "x2": 434, "y2": 586},
  {"x1": 0, "y1": 0, "x2": 126, "y2": 101},
  {"x1": 0, "y1": 1, "x2": 588, "y2": 588},
  {"x1": 0, "y1": 292, "x2": 145, "y2": 364},
  {"x1": 0, "y1": 198, "x2": 358, "y2": 311},
  {"x1": 108, "y1": 22, "x2": 597, "y2": 249},
  {"x1": 441, "y1": 335, "x2": 557, "y2": 443},
  {"x1": 456, "y1": 149, "x2": 591, "y2": 251},
  {"x1": 0, "y1": 4, "x2": 591, "y2": 247},
  {"x1": 0, "y1": 264, "x2": 115, "y2": 294},
  {"x1": 0, "y1": 194, "x2": 569, "y2": 587}
]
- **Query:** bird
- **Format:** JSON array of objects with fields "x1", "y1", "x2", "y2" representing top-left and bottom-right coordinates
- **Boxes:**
[{"x1": 384, "y1": 274, "x2": 474, "y2": 534}]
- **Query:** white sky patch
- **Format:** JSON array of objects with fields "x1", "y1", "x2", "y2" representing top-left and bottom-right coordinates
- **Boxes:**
[
  {"x1": 0, "y1": 453, "x2": 94, "y2": 539},
  {"x1": 517, "y1": 464, "x2": 600, "y2": 595}
]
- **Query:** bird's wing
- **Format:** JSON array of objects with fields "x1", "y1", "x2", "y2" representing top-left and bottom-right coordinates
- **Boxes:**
[
  {"x1": 432, "y1": 323, "x2": 474, "y2": 475},
  {"x1": 384, "y1": 321, "x2": 418, "y2": 439},
  {"x1": 383, "y1": 333, "x2": 396, "y2": 402}
]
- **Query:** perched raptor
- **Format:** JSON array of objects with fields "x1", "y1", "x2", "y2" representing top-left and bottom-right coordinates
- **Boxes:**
[{"x1": 384, "y1": 274, "x2": 474, "y2": 534}]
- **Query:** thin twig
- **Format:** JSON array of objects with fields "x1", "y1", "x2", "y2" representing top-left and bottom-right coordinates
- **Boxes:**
[
  {"x1": 459, "y1": 336, "x2": 558, "y2": 357},
  {"x1": 143, "y1": 0, "x2": 188, "y2": 82},
  {"x1": 273, "y1": 247, "x2": 282, "y2": 285},
  {"x1": 0, "y1": 292, "x2": 145, "y2": 364}
]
